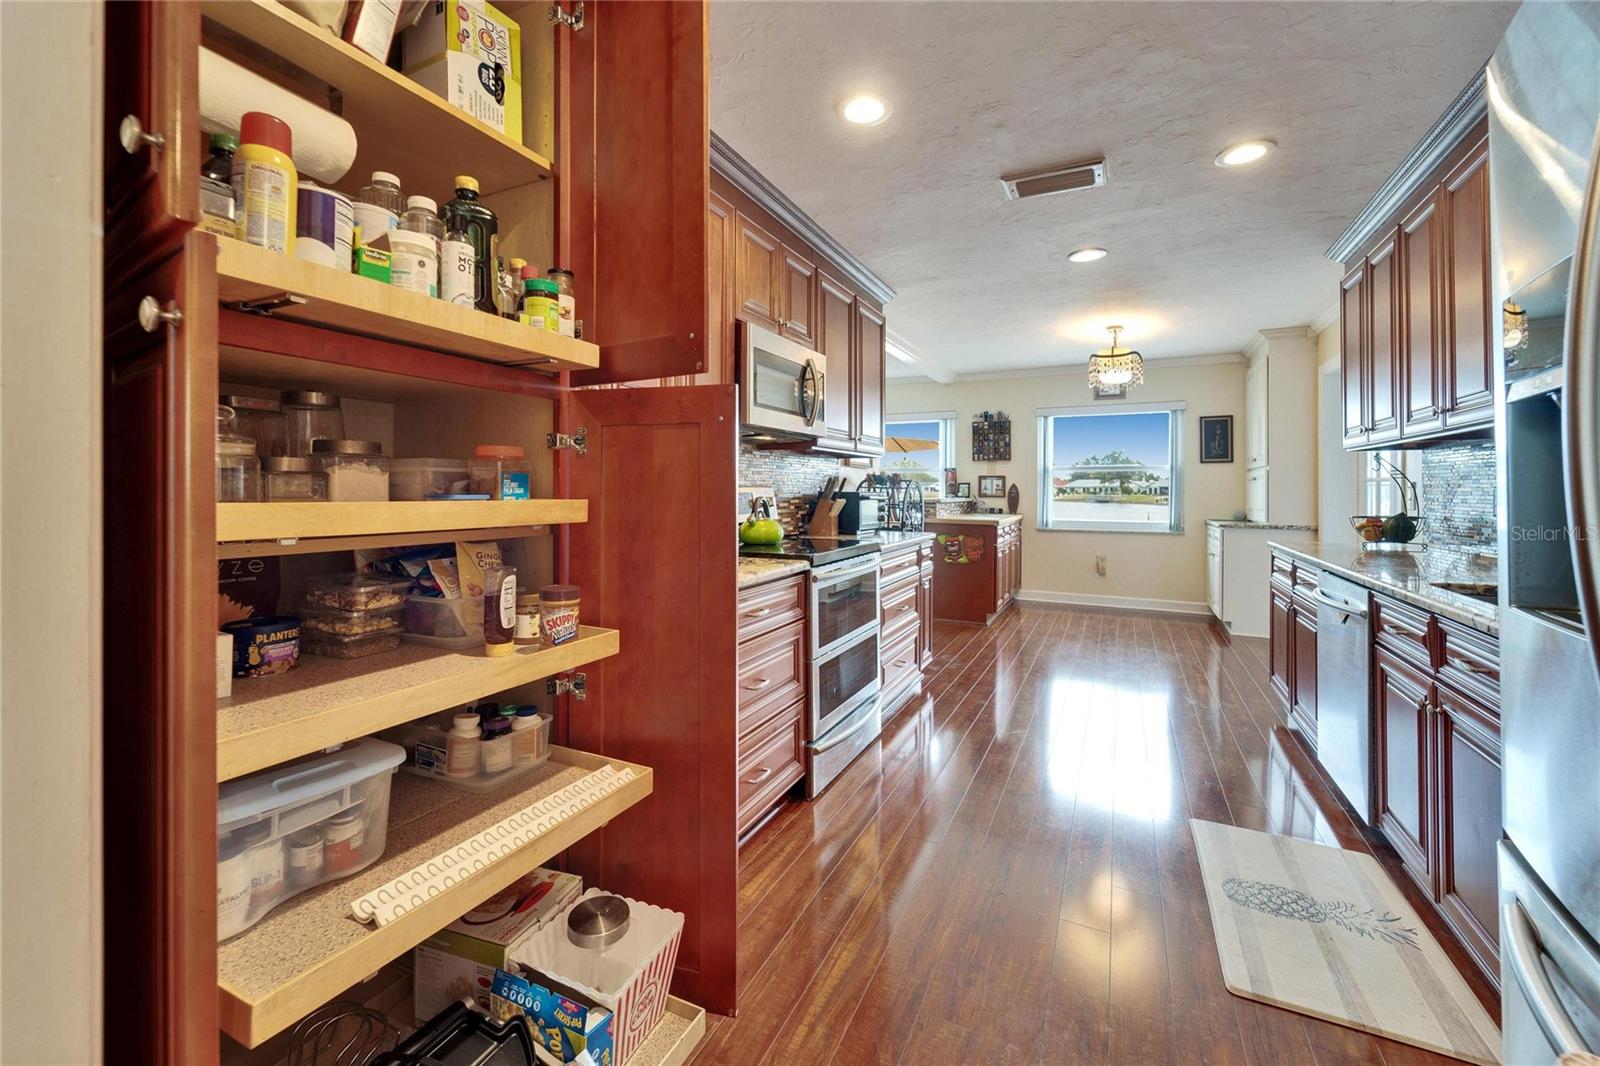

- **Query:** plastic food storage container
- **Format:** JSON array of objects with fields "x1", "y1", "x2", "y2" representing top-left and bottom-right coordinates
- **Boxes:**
[
  {"x1": 390, "y1": 458, "x2": 471, "y2": 500},
  {"x1": 281, "y1": 390, "x2": 345, "y2": 457},
  {"x1": 262, "y1": 456, "x2": 329, "y2": 501},
  {"x1": 302, "y1": 628, "x2": 402, "y2": 660},
  {"x1": 221, "y1": 394, "x2": 288, "y2": 458},
  {"x1": 468, "y1": 445, "x2": 531, "y2": 500},
  {"x1": 216, "y1": 738, "x2": 405, "y2": 941},
  {"x1": 298, "y1": 603, "x2": 403, "y2": 638},
  {"x1": 401, "y1": 594, "x2": 481, "y2": 649},
  {"x1": 385, "y1": 711, "x2": 548, "y2": 791},
  {"x1": 301, "y1": 573, "x2": 410, "y2": 612},
  {"x1": 312, "y1": 439, "x2": 391, "y2": 501},
  {"x1": 216, "y1": 406, "x2": 262, "y2": 502}
]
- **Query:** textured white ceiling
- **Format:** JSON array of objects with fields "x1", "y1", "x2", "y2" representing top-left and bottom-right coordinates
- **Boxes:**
[{"x1": 709, "y1": 1, "x2": 1515, "y2": 378}]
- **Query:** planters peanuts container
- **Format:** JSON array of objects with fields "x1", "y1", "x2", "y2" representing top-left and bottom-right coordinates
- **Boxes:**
[
  {"x1": 295, "y1": 182, "x2": 353, "y2": 270},
  {"x1": 222, "y1": 615, "x2": 301, "y2": 678},
  {"x1": 231, "y1": 112, "x2": 297, "y2": 255}
]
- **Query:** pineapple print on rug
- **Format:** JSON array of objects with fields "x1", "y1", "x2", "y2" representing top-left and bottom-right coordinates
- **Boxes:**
[{"x1": 1190, "y1": 819, "x2": 1501, "y2": 1065}]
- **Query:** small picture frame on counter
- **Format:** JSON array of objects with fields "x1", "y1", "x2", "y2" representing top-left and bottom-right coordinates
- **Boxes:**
[
  {"x1": 1199, "y1": 415, "x2": 1233, "y2": 463},
  {"x1": 954, "y1": 481, "x2": 972, "y2": 499},
  {"x1": 978, "y1": 475, "x2": 1006, "y2": 498}
]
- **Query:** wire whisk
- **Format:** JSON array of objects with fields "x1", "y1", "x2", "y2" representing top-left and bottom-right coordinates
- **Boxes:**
[{"x1": 284, "y1": 1000, "x2": 400, "y2": 1066}]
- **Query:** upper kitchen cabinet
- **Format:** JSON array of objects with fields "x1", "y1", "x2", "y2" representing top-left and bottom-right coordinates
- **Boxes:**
[
  {"x1": 855, "y1": 302, "x2": 886, "y2": 453},
  {"x1": 780, "y1": 245, "x2": 818, "y2": 345},
  {"x1": 735, "y1": 210, "x2": 783, "y2": 329},
  {"x1": 1241, "y1": 328, "x2": 1317, "y2": 524},
  {"x1": 816, "y1": 268, "x2": 857, "y2": 447},
  {"x1": 1329, "y1": 86, "x2": 1494, "y2": 450}
]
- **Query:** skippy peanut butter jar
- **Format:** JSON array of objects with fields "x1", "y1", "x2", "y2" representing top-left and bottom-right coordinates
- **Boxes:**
[{"x1": 538, "y1": 584, "x2": 581, "y2": 646}]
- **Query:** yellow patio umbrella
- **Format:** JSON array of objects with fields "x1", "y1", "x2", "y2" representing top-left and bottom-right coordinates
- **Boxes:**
[{"x1": 883, "y1": 435, "x2": 939, "y2": 453}]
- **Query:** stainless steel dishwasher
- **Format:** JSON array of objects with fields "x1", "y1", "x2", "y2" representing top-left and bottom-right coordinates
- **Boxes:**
[{"x1": 1313, "y1": 570, "x2": 1374, "y2": 824}]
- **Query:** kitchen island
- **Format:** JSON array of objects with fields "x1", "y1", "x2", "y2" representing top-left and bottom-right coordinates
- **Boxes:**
[{"x1": 926, "y1": 515, "x2": 1022, "y2": 625}]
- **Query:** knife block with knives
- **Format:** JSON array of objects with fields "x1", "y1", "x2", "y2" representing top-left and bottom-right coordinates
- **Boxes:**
[{"x1": 807, "y1": 476, "x2": 847, "y2": 538}]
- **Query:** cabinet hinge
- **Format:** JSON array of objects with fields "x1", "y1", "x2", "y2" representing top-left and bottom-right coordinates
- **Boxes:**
[
  {"x1": 549, "y1": 1, "x2": 584, "y2": 31},
  {"x1": 548, "y1": 673, "x2": 588, "y2": 700},
  {"x1": 547, "y1": 427, "x2": 588, "y2": 455},
  {"x1": 225, "y1": 292, "x2": 308, "y2": 316}
]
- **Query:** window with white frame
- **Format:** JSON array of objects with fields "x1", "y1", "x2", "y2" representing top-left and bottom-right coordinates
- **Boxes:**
[
  {"x1": 1360, "y1": 449, "x2": 1421, "y2": 516},
  {"x1": 883, "y1": 413, "x2": 955, "y2": 496},
  {"x1": 1037, "y1": 403, "x2": 1185, "y2": 532}
]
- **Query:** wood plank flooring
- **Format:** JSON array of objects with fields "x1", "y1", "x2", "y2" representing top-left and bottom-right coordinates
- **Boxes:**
[{"x1": 689, "y1": 604, "x2": 1500, "y2": 1066}]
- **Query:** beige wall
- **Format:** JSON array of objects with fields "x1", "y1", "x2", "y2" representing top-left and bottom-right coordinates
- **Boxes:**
[
  {"x1": 1, "y1": 1, "x2": 105, "y2": 1058},
  {"x1": 888, "y1": 357, "x2": 1247, "y2": 610}
]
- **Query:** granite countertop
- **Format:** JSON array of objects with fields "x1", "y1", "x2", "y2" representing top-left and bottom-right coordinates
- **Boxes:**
[
  {"x1": 925, "y1": 514, "x2": 1023, "y2": 526},
  {"x1": 737, "y1": 557, "x2": 809, "y2": 590},
  {"x1": 1269, "y1": 538, "x2": 1499, "y2": 636},
  {"x1": 1207, "y1": 520, "x2": 1319, "y2": 531}
]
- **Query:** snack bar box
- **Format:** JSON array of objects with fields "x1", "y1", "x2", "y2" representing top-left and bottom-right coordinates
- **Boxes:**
[{"x1": 402, "y1": 0, "x2": 523, "y2": 142}]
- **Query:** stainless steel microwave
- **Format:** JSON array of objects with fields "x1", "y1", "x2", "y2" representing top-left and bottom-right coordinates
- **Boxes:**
[{"x1": 739, "y1": 321, "x2": 825, "y2": 438}]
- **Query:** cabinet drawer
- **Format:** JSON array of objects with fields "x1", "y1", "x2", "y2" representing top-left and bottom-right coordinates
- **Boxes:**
[
  {"x1": 737, "y1": 618, "x2": 805, "y2": 735},
  {"x1": 1438, "y1": 619, "x2": 1500, "y2": 708},
  {"x1": 737, "y1": 574, "x2": 805, "y2": 641},
  {"x1": 1372, "y1": 594, "x2": 1433, "y2": 666},
  {"x1": 1292, "y1": 566, "x2": 1319, "y2": 594},
  {"x1": 920, "y1": 541, "x2": 936, "y2": 566},
  {"x1": 881, "y1": 580, "x2": 918, "y2": 642},
  {"x1": 881, "y1": 628, "x2": 919, "y2": 698},
  {"x1": 1271, "y1": 553, "x2": 1294, "y2": 578},
  {"x1": 737, "y1": 703, "x2": 804, "y2": 833},
  {"x1": 880, "y1": 547, "x2": 920, "y2": 589}
]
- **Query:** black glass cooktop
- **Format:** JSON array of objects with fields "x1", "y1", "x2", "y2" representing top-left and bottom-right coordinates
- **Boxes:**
[{"x1": 739, "y1": 536, "x2": 881, "y2": 566}]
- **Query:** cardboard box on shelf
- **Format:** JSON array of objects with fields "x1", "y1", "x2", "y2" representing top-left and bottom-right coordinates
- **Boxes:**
[
  {"x1": 413, "y1": 867, "x2": 581, "y2": 1024},
  {"x1": 402, "y1": 0, "x2": 523, "y2": 143},
  {"x1": 489, "y1": 967, "x2": 614, "y2": 1066}
]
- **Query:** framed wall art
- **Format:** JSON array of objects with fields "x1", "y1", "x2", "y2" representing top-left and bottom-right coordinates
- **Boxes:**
[
  {"x1": 978, "y1": 475, "x2": 1006, "y2": 498},
  {"x1": 1199, "y1": 415, "x2": 1234, "y2": 463}
]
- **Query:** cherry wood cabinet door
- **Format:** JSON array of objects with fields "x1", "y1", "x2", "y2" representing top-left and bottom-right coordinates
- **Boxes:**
[
  {"x1": 736, "y1": 211, "x2": 782, "y2": 329},
  {"x1": 1376, "y1": 647, "x2": 1435, "y2": 890},
  {"x1": 855, "y1": 301, "x2": 886, "y2": 453},
  {"x1": 699, "y1": 189, "x2": 736, "y2": 386},
  {"x1": 917, "y1": 562, "x2": 934, "y2": 668},
  {"x1": 1442, "y1": 139, "x2": 1494, "y2": 425},
  {"x1": 1434, "y1": 683, "x2": 1503, "y2": 981},
  {"x1": 1270, "y1": 585, "x2": 1293, "y2": 706},
  {"x1": 1399, "y1": 196, "x2": 1444, "y2": 438},
  {"x1": 103, "y1": 236, "x2": 219, "y2": 1065},
  {"x1": 816, "y1": 269, "x2": 856, "y2": 447},
  {"x1": 779, "y1": 244, "x2": 817, "y2": 345},
  {"x1": 565, "y1": 384, "x2": 740, "y2": 1013},
  {"x1": 1292, "y1": 605, "x2": 1318, "y2": 738},
  {"x1": 566, "y1": 1, "x2": 710, "y2": 386},
  {"x1": 1366, "y1": 232, "x2": 1401, "y2": 444},
  {"x1": 1341, "y1": 262, "x2": 1369, "y2": 446}
]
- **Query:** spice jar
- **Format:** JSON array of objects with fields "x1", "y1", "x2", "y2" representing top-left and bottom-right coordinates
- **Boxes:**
[
  {"x1": 281, "y1": 390, "x2": 345, "y2": 457},
  {"x1": 469, "y1": 444, "x2": 531, "y2": 500},
  {"x1": 312, "y1": 439, "x2": 390, "y2": 501},
  {"x1": 546, "y1": 268, "x2": 576, "y2": 337},
  {"x1": 221, "y1": 394, "x2": 287, "y2": 458},
  {"x1": 514, "y1": 592, "x2": 541, "y2": 645},
  {"x1": 539, "y1": 584, "x2": 581, "y2": 646},
  {"x1": 216, "y1": 406, "x2": 262, "y2": 502},
  {"x1": 322, "y1": 807, "x2": 367, "y2": 875},
  {"x1": 262, "y1": 456, "x2": 329, "y2": 501}
]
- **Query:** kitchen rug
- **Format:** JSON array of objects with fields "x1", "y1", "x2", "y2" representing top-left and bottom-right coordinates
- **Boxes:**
[{"x1": 1190, "y1": 819, "x2": 1501, "y2": 1065}]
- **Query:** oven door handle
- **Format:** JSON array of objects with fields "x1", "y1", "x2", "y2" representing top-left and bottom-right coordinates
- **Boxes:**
[
  {"x1": 809, "y1": 698, "x2": 879, "y2": 753},
  {"x1": 1503, "y1": 900, "x2": 1593, "y2": 1057},
  {"x1": 811, "y1": 556, "x2": 880, "y2": 586}
]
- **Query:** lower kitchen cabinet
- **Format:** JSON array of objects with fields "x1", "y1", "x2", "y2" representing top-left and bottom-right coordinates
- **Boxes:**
[
  {"x1": 1435, "y1": 681, "x2": 1503, "y2": 979},
  {"x1": 1268, "y1": 555, "x2": 1320, "y2": 744},
  {"x1": 1291, "y1": 595, "x2": 1318, "y2": 739},
  {"x1": 880, "y1": 536, "x2": 935, "y2": 714},
  {"x1": 1375, "y1": 645, "x2": 1435, "y2": 885},
  {"x1": 1269, "y1": 581, "x2": 1293, "y2": 707},
  {"x1": 917, "y1": 544, "x2": 935, "y2": 669},
  {"x1": 736, "y1": 575, "x2": 808, "y2": 840},
  {"x1": 928, "y1": 518, "x2": 1020, "y2": 625}
]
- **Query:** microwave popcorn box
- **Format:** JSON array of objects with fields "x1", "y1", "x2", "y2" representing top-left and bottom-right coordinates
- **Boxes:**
[
  {"x1": 490, "y1": 967, "x2": 614, "y2": 1066},
  {"x1": 413, "y1": 867, "x2": 582, "y2": 1023},
  {"x1": 403, "y1": 0, "x2": 523, "y2": 143}
]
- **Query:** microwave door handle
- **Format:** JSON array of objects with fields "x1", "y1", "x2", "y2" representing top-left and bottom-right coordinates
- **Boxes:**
[
  {"x1": 1567, "y1": 125, "x2": 1600, "y2": 683},
  {"x1": 800, "y1": 358, "x2": 821, "y2": 426},
  {"x1": 1503, "y1": 901, "x2": 1594, "y2": 1056}
]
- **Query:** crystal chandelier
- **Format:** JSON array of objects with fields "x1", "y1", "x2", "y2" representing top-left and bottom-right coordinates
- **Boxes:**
[
  {"x1": 1502, "y1": 302, "x2": 1529, "y2": 354},
  {"x1": 1087, "y1": 325, "x2": 1144, "y2": 391}
]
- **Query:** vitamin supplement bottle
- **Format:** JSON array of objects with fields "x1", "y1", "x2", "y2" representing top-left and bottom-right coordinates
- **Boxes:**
[
  {"x1": 441, "y1": 175, "x2": 499, "y2": 313},
  {"x1": 231, "y1": 111, "x2": 297, "y2": 254},
  {"x1": 353, "y1": 171, "x2": 403, "y2": 245},
  {"x1": 445, "y1": 711, "x2": 481, "y2": 778}
]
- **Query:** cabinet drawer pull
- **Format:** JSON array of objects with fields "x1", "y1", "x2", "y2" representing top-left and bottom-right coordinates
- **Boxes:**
[
  {"x1": 743, "y1": 766, "x2": 774, "y2": 785},
  {"x1": 742, "y1": 677, "x2": 772, "y2": 691},
  {"x1": 741, "y1": 606, "x2": 772, "y2": 619},
  {"x1": 896, "y1": 604, "x2": 913, "y2": 613},
  {"x1": 892, "y1": 658, "x2": 912, "y2": 668},
  {"x1": 119, "y1": 114, "x2": 165, "y2": 154},
  {"x1": 1455, "y1": 658, "x2": 1497, "y2": 675}
]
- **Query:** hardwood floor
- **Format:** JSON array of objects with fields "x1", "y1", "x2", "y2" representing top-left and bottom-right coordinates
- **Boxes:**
[{"x1": 690, "y1": 604, "x2": 1500, "y2": 1065}]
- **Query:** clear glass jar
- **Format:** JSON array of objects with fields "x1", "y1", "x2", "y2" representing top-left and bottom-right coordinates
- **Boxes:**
[
  {"x1": 216, "y1": 406, "x2": 261, "y2": 502},
  {"x1": 281, "y1": 390, "x2": 345, "y2": 457},
  {"x1": 311, "y1": 439, "x2": 390, "y2": 501},
  {"x1": 546, "y1": 267, "x2": 575, "y2": 337},
  {"x1": 221, "y1": 394, "x2": 287, "y2": 458},
  {"x1": 262, "y1": 456, "x2": 329, "y2": 501},
  {"x1": 469, "y1": 444, "x2": 530, "y2": 500}
]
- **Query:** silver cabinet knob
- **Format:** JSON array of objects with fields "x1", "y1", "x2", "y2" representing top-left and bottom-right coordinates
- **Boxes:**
[
  {"x1": 119, "y1": 114, "x2": 166, "y2": 155},
  {"x1": 137, "y1": 296, "x2": 183, "y2": 333}
]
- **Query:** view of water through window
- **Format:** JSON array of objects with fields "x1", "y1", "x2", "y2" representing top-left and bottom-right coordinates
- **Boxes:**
[{"x1": 1044, "y1": 410, "x2": 1175, "y2": 529}]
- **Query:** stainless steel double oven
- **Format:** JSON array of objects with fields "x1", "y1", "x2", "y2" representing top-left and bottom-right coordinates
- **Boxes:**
[{"x1": 804, "y1": 553, "x2": 882, "y2": 797}]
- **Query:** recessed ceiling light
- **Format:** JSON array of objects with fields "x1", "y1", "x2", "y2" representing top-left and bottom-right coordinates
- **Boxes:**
[
  {"x1": 1215, "y1": 139, "x2": 1275, "y2": 168},
  {"x1": 838, "y1": 94, "x2": 891, "y2": 126},
  {"x1": 1067, "y1": 247, "x2": 1108, "y2": 263}
]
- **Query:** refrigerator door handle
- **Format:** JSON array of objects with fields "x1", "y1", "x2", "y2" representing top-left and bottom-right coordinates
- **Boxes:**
[
  {"x1": 1564, "y1": 124, "x2": 1600, "y2": 683},
  {"x1": 1504, "y1": 900, "x2": 1593, "y2": 1056}
]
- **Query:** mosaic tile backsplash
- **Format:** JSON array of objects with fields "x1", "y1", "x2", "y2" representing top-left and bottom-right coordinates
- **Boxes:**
[
  {"x1": 1418, "y1": 440, "x2": 1496, "y2": 549},
  {"x1": 738, "y1": 444, "x2": 849, "y2": 501}
]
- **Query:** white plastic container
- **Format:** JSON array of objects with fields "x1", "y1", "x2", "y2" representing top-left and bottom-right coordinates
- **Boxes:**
[
  {"x1": 216, "y1": 738, "x2": 404, "y2": 941},
  {"x1": 390, "y1": 457, "x2": 470, "y2": 500},
  {"x1": 401, "y1": 594, "x2": 481, "y2": 649}
]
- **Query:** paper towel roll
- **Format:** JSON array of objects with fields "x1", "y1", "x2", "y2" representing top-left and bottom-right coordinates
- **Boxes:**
[{"x1": 199, "y1": 47, "x2": 358, "y2": 184}]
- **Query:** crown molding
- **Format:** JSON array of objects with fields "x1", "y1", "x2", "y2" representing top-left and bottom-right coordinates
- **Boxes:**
[
  {"x1": 1326, "y1": 66, "x2": 1487, "y2": 264},
  {"x1": 896, "y1": 350, "x2": 1243, "y2": 386},
  {"x1": 711, "y1": 132, "x2": 897, "y2": 306},
  {"x1": 1310, "y1": 301, "x2": 1340, "y2": 335},
  {"x1": 885, "y1": 329, "x2": 956, "y2": 384}
]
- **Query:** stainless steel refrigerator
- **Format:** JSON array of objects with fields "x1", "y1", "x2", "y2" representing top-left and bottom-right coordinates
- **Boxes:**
[{"x1": 1490, "y1": 3, "x2": 1600, "y2": 1059}]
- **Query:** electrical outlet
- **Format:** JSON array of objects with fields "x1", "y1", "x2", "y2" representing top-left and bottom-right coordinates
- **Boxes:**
[{"x1": 1095, "y1": 555, "x2": 1107, "y2": 576}]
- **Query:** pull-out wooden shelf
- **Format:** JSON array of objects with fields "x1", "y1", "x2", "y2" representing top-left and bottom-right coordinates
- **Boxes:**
[
  {"x1": 624, "y1": 998, "x2": 708, "y2": 1066},
  {"x1": 217, "y1": 747, "x2": 652, "y2": 1047},
  {"x1": 216, "y1": 239, "x2": 597, "y2": 371},
  {"x1": 200, "y1": 0, "x2": 551, "y2": 196},
  {"x1": 218, "y1": 626, "x2": 619, "y2": 781},
  {"x1": 216, "y1": 499, "x2": 587, "y2": 558}
]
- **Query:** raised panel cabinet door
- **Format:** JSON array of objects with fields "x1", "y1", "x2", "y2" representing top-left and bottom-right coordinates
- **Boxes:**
[
  {"x1": 917, "y1": 566, "x2": 934, "y2": 668},
  {"x1": 855, "y1": 302, "x2": 887, "y2": 452},
  {"x1": 565, "y1": 384, "x2": 740, "y2": 1014},
  {"x1": 1341, "y1": 262, "x2": 1369, "y2": 445},
  {"x1": 1399, "y1": 196, "x2": 1444, "y2": 437},
  {"x1": 700, "y1": 189, "x2": 736, "y2": 386},
  {"x1": 1245, "y1": 358, "x2": 1268, "y2": 468},
  {"x1": 1270, "y1": 585, "x2": 1293, "y2": 706},
  {"x1": 779, "y1": 244, "x2": 817, "y2": 345},
  {"x1": 1443, "y1": 139, "x2": 1494, "y2": 424},
  {"x1": 1376, "y1": 647, "x2": 1435, "y2": 890},
  {"x1": 1292, "y1": 606, "x2": 1318, "y2": 736},
  {"x1": 1366, "y1": 232, "x2": 1401, "y2": 444},
  {"x1": 736, "y1": 211, "x2": 782, "y2": 329},
  {"x1": 1435, "y1": 683, "x2": 1503, "y2": 980},
  {"x1": 816, "y1": 269, "x2": 856, "y2": 446},
  {"x1": 565, "y1": 1, "x2": 711, "y2": 386},
  {"x1": 104, "y1": 0, "x2": 200, "y2": 278}
]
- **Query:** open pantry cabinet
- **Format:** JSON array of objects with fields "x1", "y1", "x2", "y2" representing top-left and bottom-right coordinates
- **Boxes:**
[{"x1": 102, "y1": 3, "x2": 731, "y2": 1062}]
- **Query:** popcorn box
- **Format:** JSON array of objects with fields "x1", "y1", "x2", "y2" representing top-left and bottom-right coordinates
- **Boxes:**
[
  {"x1": 489, "y1": 967, "x2": 614, "y2": 1066},
  {"x1": 403, "y1": 0, "x2": 523, "y2": 142}
]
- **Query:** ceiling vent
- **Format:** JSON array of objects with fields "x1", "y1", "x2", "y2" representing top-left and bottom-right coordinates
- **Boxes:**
[{"x1": 999, "y1": 158, "x2": 1107, "y2": 201}]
